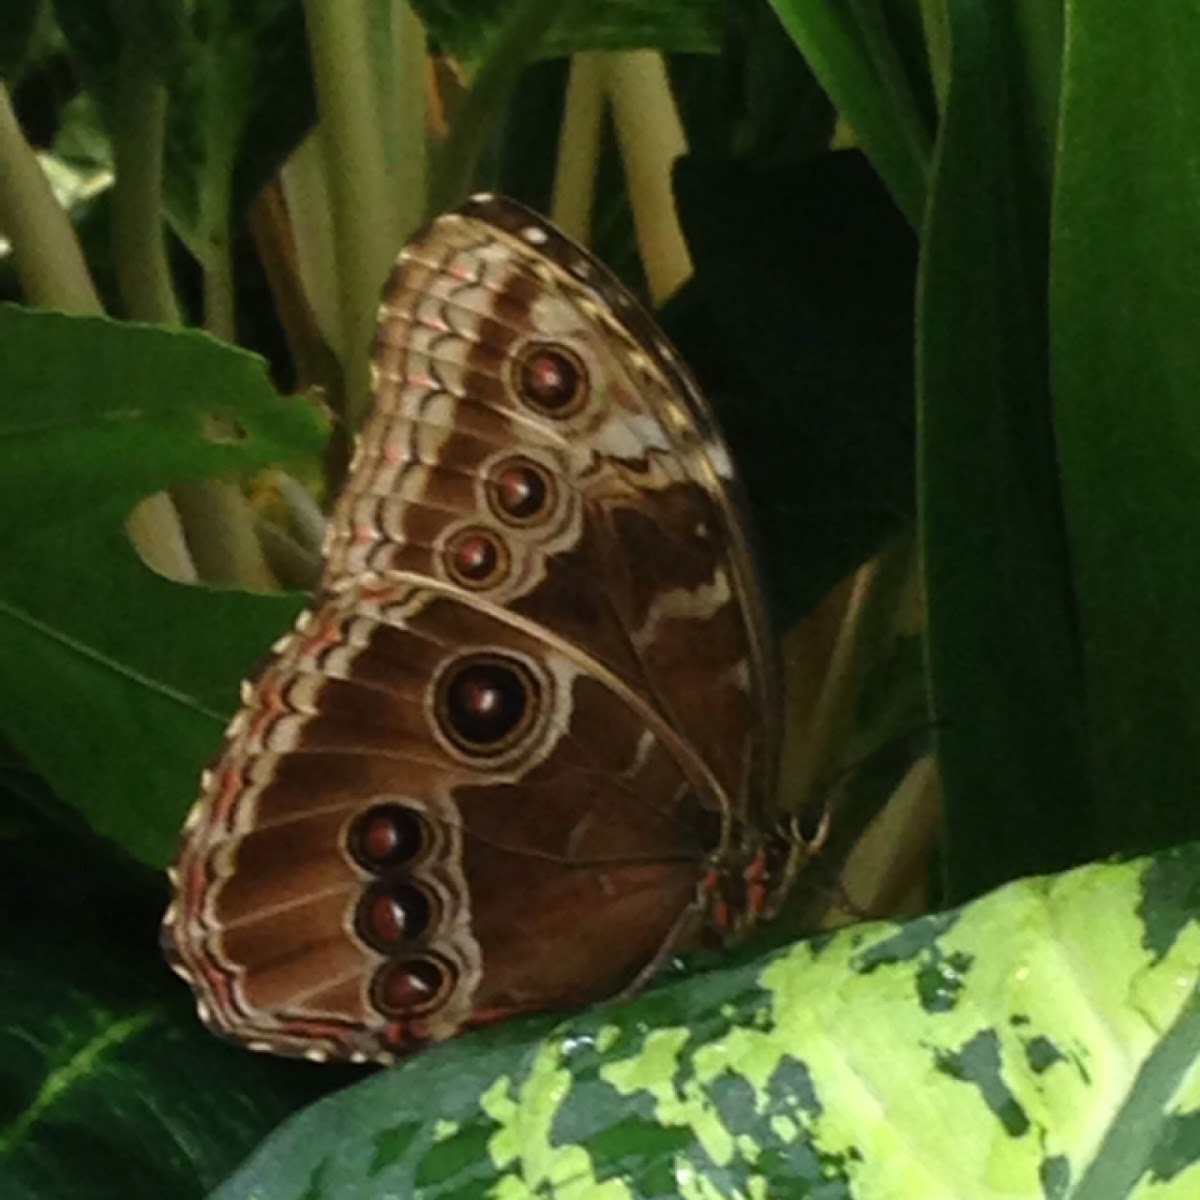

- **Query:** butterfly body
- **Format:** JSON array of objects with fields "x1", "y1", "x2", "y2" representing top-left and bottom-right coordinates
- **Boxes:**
[{"x1": 164, "y1": 195, "x2": 802, "y2": 1062}]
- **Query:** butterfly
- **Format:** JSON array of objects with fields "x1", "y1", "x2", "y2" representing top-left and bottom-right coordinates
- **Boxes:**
[{"x1": 163, "y1": 194, "x2": 820, "y2": 1063}]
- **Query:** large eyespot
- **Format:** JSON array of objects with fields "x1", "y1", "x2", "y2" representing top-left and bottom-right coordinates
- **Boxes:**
[
  {"x1": 355, "y1": 881, "x2": 436, "y2": 952},
  {"x1": 513, "y1": 342, "x2": 587, "y2": 417},
  {"x1": 434, "y1": 653, "x2": 538, "y2": 756},
  {"x1": 348, "y1": 803, "x2": 425, "y2": 872},
  {"x1": 488, "y1": 456, "x2": 555, "y2": 525},
  {"x1": 444, "y1": 526, "x2": 509, "y2": 590},
  {"x1": 372, "y1": 955, "x2": 455, "y2": 1016}
]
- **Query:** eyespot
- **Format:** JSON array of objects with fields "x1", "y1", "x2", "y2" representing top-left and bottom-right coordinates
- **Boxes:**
[
  {"x1": 512, "y1": 342, "x2": 587, "y2": 417},
  {"x1": 444, "y1": 526, "x2": 509, "y2": 589},
  {"x1": 488, "y1": 456, "x2": 555, "y2": 525},
  {"x1": 356, "y1": 882, "x2": 436, "y2": 952},
  {"x1": 347, "y1": 803, "x2": 425, "y2": 872},
  {"x1": 434, "y1": 653, "x2": 538, "y2": 757},
  {"x1": 371, "y1": 955, "x2": 455, "y2": 1017}
]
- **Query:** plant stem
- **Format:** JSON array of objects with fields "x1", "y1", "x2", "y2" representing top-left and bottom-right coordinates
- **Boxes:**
[
  {"x1": 0, "y1": 83, "x2": 102, "y2": 314},
  {"x1": 304, "y1": 0, "x2": 398, "y2": 430},
  {"x1": 781, "y1": 532, "x2": 919, "y2": 808},
  {"x1": 550, "y1": 52, "x2": 604, "y2": 240},
  {"x1": 427, "y1": 0, "x2": 570, "y2": 216},
  {"x1": 0, "y1": 82, "x2": 199, "y2": 583},
  {"x1": 388, "y1": 0, "x2": 428, "y2": 241},
  {"x1": 110, "y1": 50, "x2": 181, "y2": 324},
  {"x1": 170, "y1": 479, "x2": 280, "y2": 589},
  {"x1": 601, "y1": 51, "x2": 692, "y2": 304},
  {"x1": 279, "y1": 132, "x2": 339, "y2": 353}
]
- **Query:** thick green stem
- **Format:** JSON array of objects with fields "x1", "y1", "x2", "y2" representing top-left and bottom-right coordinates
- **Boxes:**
[
  {"x1": 388, "y1": 0, "x2": 429, "y2": 241},
  {"x1": 110, "y1": 51, "x2": 181, "y2": 324},
  {"x1": 304, "y1": 0, "x2": 398, "y2": 429}
]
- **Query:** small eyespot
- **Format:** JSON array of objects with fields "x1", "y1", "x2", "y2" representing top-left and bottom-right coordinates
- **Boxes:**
[
  {"x1": 372, "y1": 955, "x2": 454, "y2": 1017},
  {"x1": 348, "y1": 803, "x2": 425, "y2": 871},
  {"x1": 488, "y1": 457, "x2": 554, "y2": 525},
  {"x1": 512, "y1": 342, "x2": 587, "y2": 417},
  {"x1": 444, "y1": 526, "x2": 508, "y2": 589},
  {"x1": 356, "y1": 882, "x2": 435, "y2": 951},
  {"x1": 522, "y1": 225, "x2": 549, "y2": 245},
  {"x1": 434, "y1": 653, "x2": 538, "y2": 757}
]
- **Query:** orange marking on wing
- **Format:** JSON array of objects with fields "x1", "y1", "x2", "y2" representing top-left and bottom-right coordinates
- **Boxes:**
[
  {"x1": 301, "y1": 614, "x2": 346, "y2": 656},
  {"x1": 210, "y1": 763, "x2": 247, "y2": 826},
  {"x1": 247, "y1": 680, "x2": 289, "y2": 742}
]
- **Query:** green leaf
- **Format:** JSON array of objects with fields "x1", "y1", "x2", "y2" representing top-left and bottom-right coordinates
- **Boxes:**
[
  {"x1": 0, "y1": 305, "x2": 326, "y2": 865},
  {"x1": 668, "y1": 150, "x2": 917, "y2": 624},
  {"x1": 52, "y1": 0, "x2": 316, "y2": 242},
  {"x1": 0, "y1": 831, "x2": 343, "y2": 1198},
  {"x1": 1049, "y1": 6, "x2": 1200, "y2": 858},
  {"x1": 213, "y1": 842, "x2": 1200, "y2": 1197},
  {"x1": 765, "y1": 0, "x2": 935, "y2": 224},
  {"x1": 918, "y1": 0, "x2": 1091, "y2": 901},
  {"x1": 0, "y1": 0, "x2": 42, "y2": 83},
  {"x1": 412, "y1": 0, "x2": 723, "y2": 72}
]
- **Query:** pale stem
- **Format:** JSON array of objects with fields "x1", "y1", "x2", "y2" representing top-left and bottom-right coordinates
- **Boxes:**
[
  {"x1": 550, "y1": 52, "x2": 605, "y2": 241},
  {"x1": 0, "y1": 83, "x2": 102, "y2": 314},
  {"x1": 304, "y1": 0, "x2": 397, "y2": 429},
  {"x1": 835, "y1": 754, "x2": 941, "y2": 921},
  {"x1": 110, "y1": 53, "x2": 181, "y2": 324},
  {"x1": 782, "y1": 532, "x2": 918, "y2": 806},
  {"x1": 389, "y1": 0, "x2": 429, "y2": 241},
  {"x1": 280, "y1": 132, "x2": 340, "y2": 356},
  {"x1": 602, "y1": 50, "x2": 693, "y2": 305}
]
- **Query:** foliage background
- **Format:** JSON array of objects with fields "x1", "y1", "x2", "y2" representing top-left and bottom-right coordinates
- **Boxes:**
[{"x1": 1, "y1": 0, "x2": 1199, "y2": 1195}]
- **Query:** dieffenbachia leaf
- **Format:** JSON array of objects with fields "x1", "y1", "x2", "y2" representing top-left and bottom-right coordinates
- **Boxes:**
[{"x1": 214, "y1": 841, "x2": 1200, "y2": 1198}]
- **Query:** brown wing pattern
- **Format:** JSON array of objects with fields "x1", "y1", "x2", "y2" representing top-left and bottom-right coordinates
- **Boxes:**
[{"x1": 164, "y1": 196, "x2": 781, "y2": 1062}]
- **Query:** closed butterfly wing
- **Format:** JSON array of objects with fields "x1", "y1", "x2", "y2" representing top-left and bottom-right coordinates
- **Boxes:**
[{"x1": 164, "y1": 196, "x2": 790, "y2": 1062}]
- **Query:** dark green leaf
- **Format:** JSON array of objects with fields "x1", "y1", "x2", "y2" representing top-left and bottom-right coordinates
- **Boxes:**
[
  {"x1": 765, "y1": 0, "x2": 935, "y2": 224},
  {"x1": 0, "y1": 305, "x2": 326, "y2": 865},
  {"x1": 1050, "y1": 4, "x2": 1200, "y2": 855},
  {"x1": 413, "y1": 0, "x2": 723, "y2": 71},
  {"x1": 0, "y1": 831, "x2": 343, "y2": 1198},
  {"x1": 52, "y1": 0, "x2": 316, "y2": 241},
  {"x1": 0, "y1": 0, "x2": 43, "y2": 83},
  {"x1": 669, "y1": 4, "x2": 835, "y2": 167},
  {"x1": 919, "y1": 0, "x2": 1091, "y2": 901},
  {"x1": 668, "y1": 150, "x2": 917, "y2": 624}
]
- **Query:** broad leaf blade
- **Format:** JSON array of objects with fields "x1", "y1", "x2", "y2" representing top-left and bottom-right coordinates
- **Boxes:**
[
  {"x1": 213, "y1": 843, "x2": 1200, "y2": 1197},
  {"x1": 918, "y1": 0, "x2": 1091, "y2": 900},
  {"x1": 413, "y1": 0, "x2": 723, "y2": 71},
  {"x1": 766, "y1": 0, "x2": 934, "y2": 224},
  {"x1": 669, "y1": 150, "x2": 917, "y2": 625},
  {"x1": 0, "y1": 833, "x2": 341, "y2": 1199},
  {"x1": 0, "y1": 305, "x2": 326, "y2": 866},
  {"x1": 1050, "y1": 2, "x2": 1200, "y2": 855}
]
